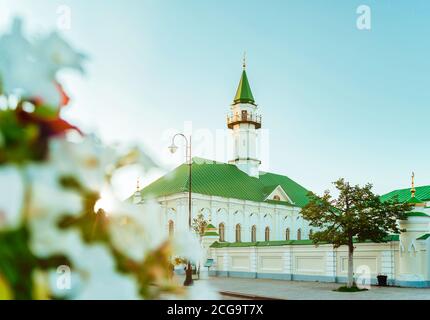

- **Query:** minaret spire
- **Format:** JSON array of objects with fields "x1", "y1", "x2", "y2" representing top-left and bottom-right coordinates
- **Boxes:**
[
  {"x1": 233, "y1": 56, "x2": 256, "y2": 105},
  {"x1": 226, "y1": 56, "x2": 262, "y2": 178},
  {"x1": 411, "y1": 172, "x2": 416, "y2": 198}
]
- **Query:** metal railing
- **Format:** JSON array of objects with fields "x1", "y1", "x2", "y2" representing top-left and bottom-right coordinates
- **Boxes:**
[{"x1": 227, "y1": 112, "x2": 262, "y2": 129}]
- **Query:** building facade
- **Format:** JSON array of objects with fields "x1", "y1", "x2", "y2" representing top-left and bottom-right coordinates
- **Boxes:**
[{"x1": 133, "y1": 64, "x2": 430, "y2": 287}]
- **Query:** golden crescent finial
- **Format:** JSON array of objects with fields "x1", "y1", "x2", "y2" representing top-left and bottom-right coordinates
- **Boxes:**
[
  {"x1": 136, "y1": 177, "x2": 140, "y2": 192},
  {"x1": 243, "y1": 51, "x2": 246, "y2": 70},
  {"x1": 411, "y1": 171, "x2": 416, "y2": 198}
]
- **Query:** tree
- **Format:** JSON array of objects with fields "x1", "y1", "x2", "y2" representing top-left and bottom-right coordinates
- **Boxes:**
[
  {"x1": 301, "y1": 178, "x2": 411, "y2": 288},
  {"x1": 192, "y1": 213, "x2": 208, "y2": 240}
]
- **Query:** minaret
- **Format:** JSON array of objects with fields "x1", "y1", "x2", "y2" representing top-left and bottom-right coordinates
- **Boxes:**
[{"x1": 227, "y1": 55, "x2": 262, "y2": 178}]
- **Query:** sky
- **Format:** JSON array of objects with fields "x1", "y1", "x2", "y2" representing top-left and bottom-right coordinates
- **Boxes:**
[{"x1": 1, "y1": 0, "x2": 429, "y2": 199}]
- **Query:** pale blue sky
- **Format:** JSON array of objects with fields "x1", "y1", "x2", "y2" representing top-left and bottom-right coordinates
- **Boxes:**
[{"x1": 2, "y1": 0, "x2": 429, "y2": 198}]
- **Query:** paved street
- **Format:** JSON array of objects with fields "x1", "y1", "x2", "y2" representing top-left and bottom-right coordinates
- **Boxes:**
[{"x1": 202, "y1": 276, "x2": 430, "y2": 300}]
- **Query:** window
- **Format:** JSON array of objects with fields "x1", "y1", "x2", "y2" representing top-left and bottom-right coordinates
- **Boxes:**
[
  {"x1": 251, "y1": 225, "x2": 257, "y2": 242},
  {"x1": 285, "y1": 228, "x2": 290, "y2": 241},
  {"x1": 235, "y1": 224, "x2": 241, "y2": 242},
  {"x1": 219, "y1": 223, "x2": 225, "y2": 242},
  {"x1": 265, "y1": 227, "x2": 270, "y2": 241},
  {"x1": 273, "y1": 195, "x2": 281, "y2": 201},
  {"x1": 241, "y1": 110, "x2": 248, "y2": 121},
  {"x1": 168, "y1": 220, "x2": 174, "y2": 237},
  {"x1": 297, "y1": 228, "x2": 302, "y2": 240}
]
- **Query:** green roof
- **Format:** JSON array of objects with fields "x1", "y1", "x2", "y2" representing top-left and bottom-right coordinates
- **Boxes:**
[
  {"x1": 405, "y1": 212, "x2": 430, "y2": 218},
  {"x1": 140, "y1": 157, "x2": 310, "y2": 208},
  {"x1": 203, "y1": 231, "x2": 219, "y2": 237},
  {"x1": 381, "y1": 185, "x2": 430, "y2": 203},
  {"x1": 417, "y1": 234, "x2": 430, "y2": 240},
  {"x1": 406, "y1": 196, "x2": 424, "y2": 204},
  {"x1": 206, "y1": 223, "x2": 216, "y2": 229},
  {"x1": 233, "y1": 70, "x2": 255, "y2": 105},
  {"x1": 210, "y1": 240, "x2": 319, "y2": 248},
  {"x1": 384, "y1": 234, "x2": 399, "y2": 241},
  {"x1": 211, "y1": 235, "x2": 400, "y2": 248}
]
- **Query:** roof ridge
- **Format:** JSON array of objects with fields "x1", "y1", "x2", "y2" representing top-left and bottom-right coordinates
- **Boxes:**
[{"x1": 389, "y1": 185, "x2": 430, "y2": 193}]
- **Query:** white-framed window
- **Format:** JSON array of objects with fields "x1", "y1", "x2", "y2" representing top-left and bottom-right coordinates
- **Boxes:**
[
  {"x1": 251, "y1": 225, "x2": 257, "y2": 242},
  {"x1": 265, "y1": 226, "x2": 270, "y2": 241},
  {"x1": 235, "y1": 224, "x2": 241, "y2": 242}
]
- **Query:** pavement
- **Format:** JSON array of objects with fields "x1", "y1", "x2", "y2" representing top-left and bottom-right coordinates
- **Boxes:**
[{"x1": 183, "y1": 276, "x2": 430, "y2": 300}]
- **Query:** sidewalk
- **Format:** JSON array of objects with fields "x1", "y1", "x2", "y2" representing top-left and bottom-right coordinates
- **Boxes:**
[{"x1": 204, "y1": 276, "x2": 430, "y2": 300}]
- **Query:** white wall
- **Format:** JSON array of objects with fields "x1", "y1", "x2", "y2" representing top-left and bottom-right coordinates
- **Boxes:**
[
  {"x1": 155, "y1": 193, "x2": 312, "y2": 242},
  {"x1": 208, "y1": 241, "x2": 430, "y2": 287}
]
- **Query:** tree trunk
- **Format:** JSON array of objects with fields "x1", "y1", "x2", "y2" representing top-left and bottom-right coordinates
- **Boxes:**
[{"x1": 347, "y1": 242, "x2": 354, "y2": 288}]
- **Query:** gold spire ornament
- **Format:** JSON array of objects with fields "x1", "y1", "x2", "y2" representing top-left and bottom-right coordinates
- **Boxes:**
[
  {"x1": 411, "y1": 172, "x2": 416, "y2": 198},
  {"x1": 242, "y1": 51, "x2": 246, "y2": 70}
]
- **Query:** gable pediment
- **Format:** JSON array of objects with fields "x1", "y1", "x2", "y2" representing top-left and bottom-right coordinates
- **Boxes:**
[{"x1": 264, "y1": 185, "x2": 294, "y2": 204}]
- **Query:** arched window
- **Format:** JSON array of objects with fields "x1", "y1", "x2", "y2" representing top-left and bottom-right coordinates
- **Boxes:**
[
  {"x1": 235, "y1": 224, "x2": 241, "y2": 242},
  {"x1": 285, "y1": 228, "x2": 290, "y2": 241},
  {"x1": 297, "y1": 228, "x2": 302, "y2": 240},
  {"x1": 168, "y1": 220, "x2": 174, "y2": 237},
  {"x1": 273, "y1": 195, "x2": 281, "y2": 201},
  {"x1": 251, "y1": 225, "x2": 257, "y2": 242},
  {"x1": 219, "y1": 223, "x2": 225, "y2": 242},
  {"x1": 309, "y1": 229, "x2": 313, "y2": 239},
  {"x1": 265, "y1": 227, "x2": 270, "y2": 241}
]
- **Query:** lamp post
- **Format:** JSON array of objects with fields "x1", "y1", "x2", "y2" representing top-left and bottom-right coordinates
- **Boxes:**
[{"x1": 169, "y1": 133, "x2": 193, "y2": 286}]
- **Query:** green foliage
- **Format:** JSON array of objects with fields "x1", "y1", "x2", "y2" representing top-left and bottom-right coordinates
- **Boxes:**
[
  {"x1": 0, "y1": 227, "x2": 35, "y2": 299},
  {"x1": 302, "y1": 178, "x2": 412, "y2": 248},
  {"x1": 0, "y1": 109, "x2": 45, "y2": 164},
  {"x1": 0, "y1": 227, "x2": 70, "y2": 299},
  {"x1": 334, "y1": 285, "x2": 368, "y2": 292}
]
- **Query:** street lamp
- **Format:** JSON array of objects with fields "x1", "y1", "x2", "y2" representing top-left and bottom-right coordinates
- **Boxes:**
[{"x1": 169, "y1": 133, "x2": 193, "y2": 286}]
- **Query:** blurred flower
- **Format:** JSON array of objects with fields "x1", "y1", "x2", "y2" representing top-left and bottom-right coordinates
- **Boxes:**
[
  {"x1": 0, "y1": 17, "x2": 208, "y2": 300},
  {"x1": 26, "y1": 164, "x2": 82, "y2": 220},
  {"x1": 171, "y1": 230, "x2": 203, "y2": 264},
  {"x1": 69, "y1": 244, "x2": 140, "y2": 300},
  {"x1": 49, "y1": 136, "x2": 117, "y2": 192},
  {"x1": 34, "y1": 32, "x2": 86, "y2": 76},
  {"x1": 106, "y1": 193, "x2": 166, "y2": 261},
  {"x1": 0, "y1": 165, "x2": 24, "y2": 230},
  {"x1": 0, "y1": 17, "x2": 85, "y2": 109},
  {"x1": 47, "y1": 242, "x2": 140, "y2": 300}
]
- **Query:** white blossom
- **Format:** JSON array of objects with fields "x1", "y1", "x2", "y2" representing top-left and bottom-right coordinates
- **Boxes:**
[
  {"x1": 107, "y1": 195, "x2": 167, "y2": 261},
  {"x1": 47, "y1": 241, "x2": 140, "y2": 300},
  {"x1": 49, "y1": 136, "x2": 117, "y2": 192},
  {"x1": 0, "y1": 165, "x2": 24, "y2": 230},
  {"x1": 0, "y1": 17, "x2": 85, "y2": 108},
  {"x1": 171, "y1": 230, "x2": 203, "y2": 264}
]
